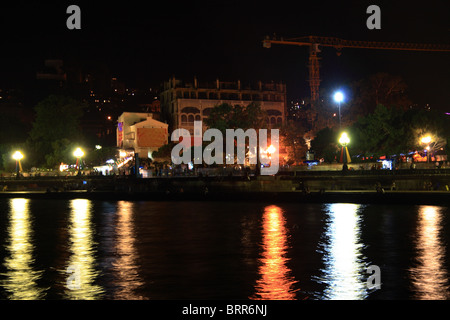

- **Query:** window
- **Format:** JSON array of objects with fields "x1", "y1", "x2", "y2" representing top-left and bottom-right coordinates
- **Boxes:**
[{"x1": 181, "y1": 107, "x2": 201, "y2": 114}]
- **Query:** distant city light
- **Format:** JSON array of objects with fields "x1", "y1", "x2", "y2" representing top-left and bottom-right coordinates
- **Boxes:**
[
  {"x1": 59, "y1": 163, "x2": 69, "y2": 172},
  {"x1": 95, "y1": 145, "x2": 102, "y2": 150}
]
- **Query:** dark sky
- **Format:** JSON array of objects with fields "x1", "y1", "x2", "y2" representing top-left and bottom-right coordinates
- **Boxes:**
[{"x1": 1, "y1": 0, "x2": 449, "y2": 109}]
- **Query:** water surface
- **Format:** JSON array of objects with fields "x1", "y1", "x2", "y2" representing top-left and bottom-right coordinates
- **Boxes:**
[{"x1": 0, "y1": 199, "x2": 449, "y2": 300}]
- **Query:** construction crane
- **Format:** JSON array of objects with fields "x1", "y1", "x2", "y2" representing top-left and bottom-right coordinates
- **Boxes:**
[{"x1": 263, "y1": 35, "x2": 450, "y2": 107}]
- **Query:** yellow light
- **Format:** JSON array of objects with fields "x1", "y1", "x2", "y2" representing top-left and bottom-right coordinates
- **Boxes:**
[
  {"x1": 12, "y1": 151, "x2": 24, "y2": 161},
  {"x1": 3, "y1": 199, "x2": 46, "y2": 299},
  {"x1": 339, "y1": 132, "x2": 350, "y2": 145},
  {"x1": 73, "y1": 148, "x2": 84, "y2": 158},
  {"x1": 267, "y1": 145, "x2": 276, "y2": 155},
  {"x1": 421, "y1": 135, "x2": 432, "y2": 144}
]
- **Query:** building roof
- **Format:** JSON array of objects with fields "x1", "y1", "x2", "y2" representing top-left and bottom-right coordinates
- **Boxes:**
[{"x1": 132, "y1": 117, "x2": 168, "y2": 129}]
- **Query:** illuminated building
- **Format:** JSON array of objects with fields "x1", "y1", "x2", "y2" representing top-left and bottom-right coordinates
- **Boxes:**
[
  {"x1": 117, "y1": 112, "x2": 168, "y2": 159},
  {"x1": 160, "y1": 77, "x2": 287, "y2": 135}
]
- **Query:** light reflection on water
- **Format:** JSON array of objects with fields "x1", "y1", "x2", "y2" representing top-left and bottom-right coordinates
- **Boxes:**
[
  {"x1": 2, "y1": 199, "x2": 46, "y2": 300},
  {"x1": 64, "y1": 199, "x2": 103, "y2": 299},
  {"x1": 251, "y1": 205, "x2": 299, "y2": 300},
  {"x1": 314, "y1": 203, "x2": 369, "y2": 300},
  {"x1": 409, "y1": 206, "x2": 450, "y2": 300},
  {"x1": 110, "y1": 201, "x2": 145, "y2": 300},
  {"x1": 1, "y1": 199, "x2": 450, "y2": 300}
]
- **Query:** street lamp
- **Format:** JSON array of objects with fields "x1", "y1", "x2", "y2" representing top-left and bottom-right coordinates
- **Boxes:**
[
  {"x1": 333, "y1": 91, "x2": 344, "y2": 129},
  {"x1": 12, "y1": 151, "x2": 24, "y2": 179},
  {"x1": 339, "y1": 132, "x2": 350, "y2": 146},
  {"x1": 339, "y1": 132, "x2": 351, "y2": 166},
  {"x1": 267, "y1": 145, "x2": 276, "y2": 156},
  {"x1": 73, "y1": 148, "x2": 84, "y2": 175},
  {"x1": 420, "y1": 135, "x2": 432, "y2": 163}
]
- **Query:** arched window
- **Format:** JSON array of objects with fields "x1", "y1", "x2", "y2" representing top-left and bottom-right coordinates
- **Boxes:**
[
  {"x1": 277, "y1": 117, "x2": 283, "y2": 124},
  {"x1": 267, "y1": 109, "x2": 282, "y2": 116},
  {"x1": 195, "y1": 115, "x2": 201, "y2": 121},
  {"x1": 181, "y1": 107, "x2": 201, "y2": 114},
  {"x1": 181, "y1": 115, "x2": 187, "y2": 123},
  {"x1": 270, "y1": 117, "x2": 276, "y2": 124},
  {"x1": 188, "y1": 115, "x2": 195, "y2": 123}
]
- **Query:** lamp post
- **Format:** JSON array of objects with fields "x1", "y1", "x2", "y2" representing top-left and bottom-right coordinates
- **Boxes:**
[
  {"x1": 12, "y1": 151, "x2": 24, "y2": 179},
  {"x1": 333, "y1": 91, "x2": 344, "y2": 129},
  {"x1": 339, "y1": 132, "x2": 351, "y2": 167},
  {"x1": 73, "y1": 148, "x2": 84, "y2": 176},
  {"x1": 421, "y1": 135, "x2": 432, "y2": 163}
]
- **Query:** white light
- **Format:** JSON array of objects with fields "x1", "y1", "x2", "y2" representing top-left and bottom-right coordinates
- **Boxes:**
[
  {"x1": 339, "y1": 132, "x2": 350, "y2": 145},
  {"x1": 334, "y1": 92, "x2": 344, "y2": 103},
  {"x1": 12, "y1": 151, "x2": 24, "y2": 161},
  {"x1": 73, "y1": 148, "x2": 84, "y2": 158}
]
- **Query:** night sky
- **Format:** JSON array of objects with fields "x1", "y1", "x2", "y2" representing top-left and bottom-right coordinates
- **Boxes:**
[{"x1": 0, "y1": 0, "x2": 449, "y2": 110}]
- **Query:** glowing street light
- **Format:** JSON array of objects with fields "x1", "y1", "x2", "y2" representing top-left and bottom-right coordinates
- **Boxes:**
[
  {"x1": 12, "y1": 151, "x2": 24, "y2": 179},
  {"x1": 73, "y1": 148, "x2": 84, "y2": 175},
  {"x1": 267, "y1": 145, "x2": 276, "y2": 156},
  {"x1": 12, "y1": 151, "x2": 24, "y2": 161},
  {"x1": 420, "y1": 135, "x2": 432, "y2": 163},
  {"x1": 421, "y1": 135, "x2": 432, "y2": 144},
  {"x1": 334, "y1": 91, "x2": 344, "y2": 129},
  {"x1": 338, "y1": 132, "x2": 351, "y2": 165},
  {"x1": 339, "y1": 132, "x2": 350, "y2": 146},
  {"x1": 334, "y1": 92, "x2": 344, "y2": 103}
]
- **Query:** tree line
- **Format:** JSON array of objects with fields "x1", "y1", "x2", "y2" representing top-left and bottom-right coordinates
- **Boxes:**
[{"x1": 0, "y1": 95, "x2": 116, "y2": 172}]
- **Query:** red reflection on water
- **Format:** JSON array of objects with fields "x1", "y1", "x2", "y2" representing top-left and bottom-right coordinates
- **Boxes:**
[{"x1": 251, "y1": 205, "x2": 298, "y2": 300}]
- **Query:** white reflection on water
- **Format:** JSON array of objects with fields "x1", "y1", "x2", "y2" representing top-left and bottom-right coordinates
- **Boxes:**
[
  {"x1": 65, "y1": 199, "x2": 103, "y2": 299},
  {"x1": 315, "y1": 203, "x2": 368, "y2": 300},
  {"x1": 251, "y1": 205, "x2": 298, "y2": 300},
  {"x1": 111, "y1": 201, "x2": 145, "y2": 299},
  {"x1": 409, "y1": 206, "x2": 449, "y2": 300},
  {"x1": 2, "y1": 199, "x2": 46, "y2": 300}
]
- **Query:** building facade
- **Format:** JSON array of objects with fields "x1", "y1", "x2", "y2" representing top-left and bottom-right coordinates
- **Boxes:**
[
  {"x1": 117, "y1": 112, "x2": 168, "y2": 158},
  {"x1": 160, "y1": 77, "x2": 287, "y2": 136}
]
